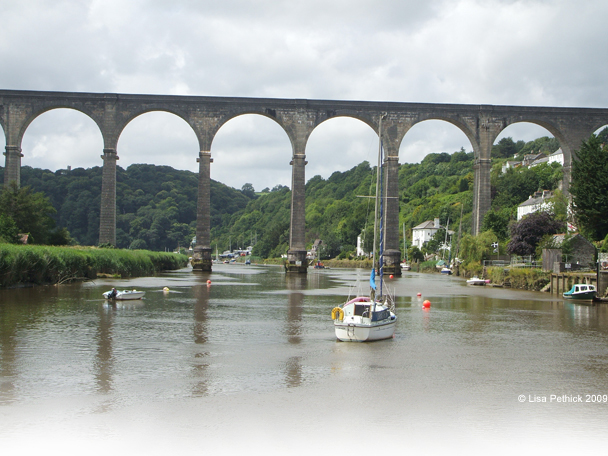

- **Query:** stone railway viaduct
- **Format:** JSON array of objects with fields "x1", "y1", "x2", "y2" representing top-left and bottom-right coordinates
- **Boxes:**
[{"x1": 2, "y1": 89, "x2": 607, "y2": 274}]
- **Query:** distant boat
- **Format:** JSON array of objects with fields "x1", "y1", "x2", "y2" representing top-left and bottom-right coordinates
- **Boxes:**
[
  {"x1": 440, "y1": 267, "x2": 452, "y2": 275},
  {"x1": 466, "y1": 277, "x2": 487, "y2": 286},
  {"x1": 103, "y1": 289, "x2": 145, "y2": 300},
  {"x1": 563, "y1": 284, "x2": 596, "y2": 300}
]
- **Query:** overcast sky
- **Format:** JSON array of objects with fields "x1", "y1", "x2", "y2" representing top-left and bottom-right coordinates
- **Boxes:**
[{"x1": 2, "y1": 0, "x2": 608, "y2": 191}]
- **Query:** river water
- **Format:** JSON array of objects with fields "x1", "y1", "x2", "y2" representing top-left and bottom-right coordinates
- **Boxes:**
[{"x1": 1, "y1": 264, "x2": 608, "y2": 455}]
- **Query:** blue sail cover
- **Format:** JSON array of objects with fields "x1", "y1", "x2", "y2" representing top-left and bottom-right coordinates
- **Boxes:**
[
  {"x1": 378, "y1": 141, "x2": 384, "y2": 298},
  {"x1": 370, "y1": 269, "x2": 377, "y2": 290}
]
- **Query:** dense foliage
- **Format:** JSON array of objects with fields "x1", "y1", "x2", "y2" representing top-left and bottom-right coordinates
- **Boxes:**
[
  {"x1": 0, "y1": 182, "x2": 70, "y2": 245},
  {"x1": 0, "y1": 133, "x2": 576, "y2": 262},
  {"x1": 506, "y1": 211, "x2": 565, "y2": 256},
  {"x1": 0, "y1": 164, "x2": 252, "y2": 250},
  {"x1": 569, "y1": 133, "x2": 608, "y2": 241}
]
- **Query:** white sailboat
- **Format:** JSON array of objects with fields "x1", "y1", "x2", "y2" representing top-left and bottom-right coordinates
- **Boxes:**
[{"x1": 332, "y1": 114, "x2": 397, "y2": 342}]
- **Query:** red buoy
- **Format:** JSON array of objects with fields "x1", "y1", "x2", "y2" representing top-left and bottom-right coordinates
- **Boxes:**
[
  {"x1": 207, "y1": 279, "x2": 211, "y2": 285},
  {"x1": 422, "y1": 300, "x2": 431, "y2": 309},
  {"x1": 389, "y1": 274, "x2": 394, "y2": 279},
  {"x1": 417, "y1": 292, "x2": 422, "y2": 297}
]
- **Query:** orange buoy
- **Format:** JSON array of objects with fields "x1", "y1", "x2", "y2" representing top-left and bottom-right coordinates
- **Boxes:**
[{"x1": 422, "y1": 300, "x2": 431, "y2": 309}]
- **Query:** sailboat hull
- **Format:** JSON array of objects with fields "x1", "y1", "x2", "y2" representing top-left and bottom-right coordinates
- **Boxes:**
[{"x1": 334, "y1": 318, "x2": 396, "y2": 342}]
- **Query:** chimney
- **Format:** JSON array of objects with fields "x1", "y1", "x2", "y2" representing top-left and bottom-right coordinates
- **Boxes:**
[{"x1": 434, "y1": 218, "x2": 440, "y2": 228}]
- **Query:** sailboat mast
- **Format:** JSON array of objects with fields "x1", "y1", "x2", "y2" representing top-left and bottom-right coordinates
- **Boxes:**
[{"x1": 372, "y1": 115, "x2": 383, "y2": 274}]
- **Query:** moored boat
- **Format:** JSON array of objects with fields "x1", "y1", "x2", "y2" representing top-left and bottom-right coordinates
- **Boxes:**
[
  {"x1": 563, "y1": 284, "x2": 596, "y2": 300},
  {"x1": 332, "y1": 113, "x2": 396, "y2": 342},
  {"x1": 333, "y1": 296, "x2": 397, "y2": 342},
  {"x1": 103, "y1": 289, "x2": 146, "y2": 300},
  {"x1": 466, "y1": 276, "x2": 487, "y2": 286}
]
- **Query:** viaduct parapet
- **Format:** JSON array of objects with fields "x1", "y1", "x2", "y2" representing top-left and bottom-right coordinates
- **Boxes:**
[{"x1": 2, "y1": 89, "x2": 607, "y2": 274}]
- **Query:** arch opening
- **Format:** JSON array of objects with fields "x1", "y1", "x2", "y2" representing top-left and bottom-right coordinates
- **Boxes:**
[
  {"x1": 594, "y1": 125, "x2": 608, "y2": 140},
  {"x1": 306, "y1": 116, "x2": 378, "y2": 181},
  {"x1": 399, "y1": 120, "x2": 474, "y2": 164},
  {"x1": 212, "y1": 114, "x2": 292, "y2": 193},
  {"x1": 304, "y1": 117, "x2": 379, "y2": 259},
  {"x1": 487, "y1": 122, "x2": 563, "y2": 240},
  {"x1": 117, "y1": 111, "x2": 199, "y2": 172},
  {"x1": 398, "y1": 120, "x2": 475, "y2": 254},
  {"x1": 21, "y1": 108, "x2": 103, "y2": 171}
]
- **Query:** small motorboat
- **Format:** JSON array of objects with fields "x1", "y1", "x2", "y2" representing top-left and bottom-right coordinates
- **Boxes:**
[
  {"x1": 466, "y1": 277, "x2": 487, "y2": 286},
  {"x1": 563, "y1": 284, "x2": 596, "y2": 300},
  {"x1": 103, "y1": 289, "x2": 146, "y2": 300},
  {"x1": 400, "y1": 262, "x2": 411, "y2": 271},
  {"x1": 440, "y1": 267, "x2": 452, "y2": 275}
]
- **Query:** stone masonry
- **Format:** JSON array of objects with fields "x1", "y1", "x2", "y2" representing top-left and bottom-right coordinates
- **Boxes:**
[{"x1": 2, "y1": 89, "x2": 608, "y2": 274}]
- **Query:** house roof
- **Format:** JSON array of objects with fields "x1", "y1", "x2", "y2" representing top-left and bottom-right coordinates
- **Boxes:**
[
  {"x1": 530, "y1": 156, "x2": 549, "y2": 166},
  {"x1": 519, "y1": 195, "x2": 544, "y2": 207},
  {"x1": 550, "y1": 148, "x2": 563, "y2": 157},
  {"x1": 413, "y1": 220, "x2": 438, "y2": 230}
]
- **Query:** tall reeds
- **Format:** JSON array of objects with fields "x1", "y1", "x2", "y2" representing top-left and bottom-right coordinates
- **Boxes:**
[{"x1": 0, "y1": 244, "x2": 188, "y2": 288}]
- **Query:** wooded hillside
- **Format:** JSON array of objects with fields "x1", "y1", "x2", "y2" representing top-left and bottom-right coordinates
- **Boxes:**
[{"x1": 0, "y1": 135, "x2": 567, "y2": 258}]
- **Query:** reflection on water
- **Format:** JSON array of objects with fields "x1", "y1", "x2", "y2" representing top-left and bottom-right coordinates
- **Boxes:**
[
  {"x1": 2, "y1": 265, "x2": 608, "y2": 454},
  {"x1": 95, "y1": 304, "x2": 114, "y2": 394},
  {"x1": 191, "y1": 283, "x2": 210, "y2": 397}
]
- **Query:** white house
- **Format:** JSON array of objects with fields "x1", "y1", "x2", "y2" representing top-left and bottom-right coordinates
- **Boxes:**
[
  {"x1": 517, "y1": 190, "x2": 553, "y2": 220},
  {"x1": 412, "y1": 218, "x2": 441, "y2": 248},
  {"x1": 548, "y1": 148, "x2": 564, "y2": 166}
]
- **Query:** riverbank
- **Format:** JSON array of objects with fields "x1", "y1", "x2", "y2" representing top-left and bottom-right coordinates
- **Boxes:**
[
  {"x1": 0, "y1": 243, "x2": 188, "y2": 288},
  {"x1": 252, "y1": 256, "x2": 587, "y2": 293}
]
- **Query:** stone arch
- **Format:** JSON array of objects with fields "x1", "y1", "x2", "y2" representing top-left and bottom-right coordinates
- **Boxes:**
[
  {"x1": 593, "y1": 124, "x2": 608, "y2": 139},
  {"x1": 210, "y1": 110, "x2": 293, "y2": 154},
  {"x1": 494, "y1": 119, "x2": 567, "y2": 164},
  {"x1": 397, "y1": 118, "x2": 476, "y2": 163},
  {"x1": 115, "y1": 108, "x2": 199, "y2": 153},
  {"x1": 115, "y1": 110, "x2": 200, "y2": 171},
  {"x1": 306, "y1": 115, "x2": 379, "y2": 180},
  {"x1": 210, "y1": 112, "x2": 293, "y2": 191},
  {"x1": 20, "y1": 107, "x2": 104, "y2": 169},
  {"x1": 17, "y1": 105, "x2": 103, "y2": 151},
  {"x1": 397, "y1": 115, "x2": 480, "y2": 159}
]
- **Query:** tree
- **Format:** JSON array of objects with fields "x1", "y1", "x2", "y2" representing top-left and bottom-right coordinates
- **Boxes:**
[
  {"x1": 0, "y1": 182, "x2": 69, "y2": 244},
  {"x1": 409, "y1": 245, "x2": 425, "y2": 263},
  {"x1": 482, "y1": 207, "x2": 513, "y2": 240},
  {"x1": 506, "y1": 212, "x2": 565, "y2": 256},
  {"x1": 459, "y1": 231, "x2": 497, "y2": 266},
  {"x1": 492, "y1": 137, "x2": 518, "y2": 159},
  {"x1": 0, "y1": 213, "x2": 19, "y2": 243},
  {"x1": 569, "y1": 134, "x2": 608, "y2": 241},
  {"x1": 241, "y1": 183, "x2": 256, "y2": 199}
]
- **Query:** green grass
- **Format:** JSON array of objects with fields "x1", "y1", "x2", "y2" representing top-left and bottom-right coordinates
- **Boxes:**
[{"x1": 0, "y1": 244, "x2": 188, "y2": 288}]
